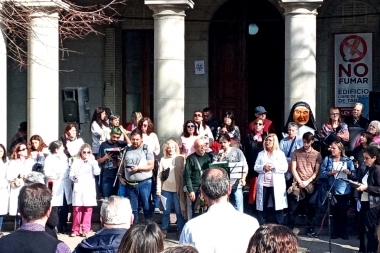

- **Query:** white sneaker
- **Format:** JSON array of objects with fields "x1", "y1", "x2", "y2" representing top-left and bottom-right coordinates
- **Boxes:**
[{"x1": 154, "y1": 208, "x2": 163, "y2": 214}]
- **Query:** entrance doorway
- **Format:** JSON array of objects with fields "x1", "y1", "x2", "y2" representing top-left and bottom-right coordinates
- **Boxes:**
[{"x1": 209, "y1": 0, "x2": 284, "y2": 137}]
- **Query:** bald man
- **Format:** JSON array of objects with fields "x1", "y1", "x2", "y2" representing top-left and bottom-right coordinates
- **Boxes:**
[{"x1": 183, "y1": 138, "x2": 213, "y2": 219}]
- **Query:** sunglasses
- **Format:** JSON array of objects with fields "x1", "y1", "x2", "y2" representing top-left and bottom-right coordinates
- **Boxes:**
[
  {"x1": 255, "y1": 123, "x2": 263, "y2": 126},
  {"x1": 187, "y1": 125, "x2": 195, "y2": 128},
  {"x1": 194, "y1": 114, "x2": 202, "y2": 117},
  {"x1": 82, "y1": 151, "x2": 91, "y2": 154},
  {"x1": 18, "y1": 148, "x2": 27, "y2": 151}
]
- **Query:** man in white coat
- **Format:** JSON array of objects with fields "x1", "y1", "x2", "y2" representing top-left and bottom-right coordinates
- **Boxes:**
[{"x1": 179, "y1": 168, "x2": 259, "y2": 253}]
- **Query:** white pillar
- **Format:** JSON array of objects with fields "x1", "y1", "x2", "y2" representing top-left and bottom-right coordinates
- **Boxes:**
[
  {"x1": 0, "y1": 9, "x2": 7, "y2": 145},
  {"x1": 145, "y1": 0, "x2": 194, "y2": 143},
  {"x1": 279, "y1": 0, "x2": 323, "y2": 118},
  {"x1": 27, "y1": 9, "x2": 60, "y2": 143}
]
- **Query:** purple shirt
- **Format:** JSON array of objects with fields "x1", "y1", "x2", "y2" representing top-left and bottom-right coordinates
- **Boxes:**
[{"x1": 21, "y1": 223, "x2": 71, "y2": 253}]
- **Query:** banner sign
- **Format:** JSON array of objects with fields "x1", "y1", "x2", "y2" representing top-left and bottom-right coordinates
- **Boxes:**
[{"x1": 334, "y1": 33, "x2": 372, "y2": 107}]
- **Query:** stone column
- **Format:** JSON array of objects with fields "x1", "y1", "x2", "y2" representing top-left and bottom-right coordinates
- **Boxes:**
[
  {"x1": 27, "y1": 5, "x2": 62, "y2": 143},
  {"x1": 0, "y1": 8, "x2": 7, "y2": 145},
  {"x1": 145, "y1": 0, "x2": 194, "y2": 144},
  {"x1": 279, "y1": 0, "x2": 323, "y2": 118}
]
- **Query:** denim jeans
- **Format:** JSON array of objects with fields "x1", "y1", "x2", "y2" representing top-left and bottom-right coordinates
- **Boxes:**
[
  {"x1": 102, "y1": 177, "x2": 117, "y2": 198},
  {"x1": 125, "y1": 179, "x2": 153, "y2": 224},
  {"x1": 161, "y1": 190, "x2": 185, "y2": 231},
  {"x1": 230, "y1": 187, "x2": 244, "y2": 212},
  {"x1": 0, "y1": 216, "x2": 3, "y2": 230},
  {"x1": 118, "y1": 183, "x2": 127, "y2": 197},
  {"x1": 151, "y1": 179, "x2": 160, "y2": 209}
]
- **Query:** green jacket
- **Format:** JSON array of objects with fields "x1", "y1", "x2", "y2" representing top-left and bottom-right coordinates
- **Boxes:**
[{"x1": 184, "y1": 152, "x2": 213, "y2": 193}]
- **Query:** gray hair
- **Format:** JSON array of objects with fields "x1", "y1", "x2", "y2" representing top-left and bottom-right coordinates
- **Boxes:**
[
  {"x1": 369, "y1": 120, "x2": 380, "y2": 136},
  {"x1": 287, "y1": 122, "x2": 298, "y2": 130},
  {"x1": 100, "y1": 196, "x2": 132, "y2": 225},
  {"x1": 201, "y1": 168, "x2": 229, "y2": 200}
]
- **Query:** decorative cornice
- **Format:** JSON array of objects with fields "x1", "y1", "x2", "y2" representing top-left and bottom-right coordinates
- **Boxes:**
[
  {"x1": 279, "y1": 0, "x2": 323, "y2": 16},
  {"x1": 145, "y1": 0, "x2": 194, "y2": 15}
]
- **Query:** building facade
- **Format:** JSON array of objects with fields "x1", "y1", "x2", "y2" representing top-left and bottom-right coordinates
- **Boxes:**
[{"x1": 4, "y1": 0, "x2": 380, "y2": 148}]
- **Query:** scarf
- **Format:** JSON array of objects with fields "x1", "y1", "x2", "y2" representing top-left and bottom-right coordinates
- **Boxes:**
[{"x1": 253, "y1": 130, "x2": 263, "y2": 142}]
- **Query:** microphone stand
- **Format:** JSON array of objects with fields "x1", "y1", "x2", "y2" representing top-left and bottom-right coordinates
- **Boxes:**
[
  {"x1": 113, "y1": 147, "x2": 128, "y2": 187},
  {"x1": 321, "y1": 160, "x2": 346, "y2": 253}
]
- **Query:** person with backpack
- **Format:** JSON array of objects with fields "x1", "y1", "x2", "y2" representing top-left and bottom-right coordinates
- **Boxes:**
[{"x1": 118, "y1": 129, "x2": 155, "y2": 224}]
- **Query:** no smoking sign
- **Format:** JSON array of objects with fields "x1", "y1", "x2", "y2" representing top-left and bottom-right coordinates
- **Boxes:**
[{"x1": 339, "y1": 35, "x2": 367, "y2": 62}]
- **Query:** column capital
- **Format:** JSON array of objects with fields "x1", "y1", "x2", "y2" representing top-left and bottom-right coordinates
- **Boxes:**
[
  {"x1": 145, "y1": 0, "x2": 194, "y2": 15},
  {"x1": 279, "y1": 0, "x2": 323, "y2": 15},
  {"x1": 5, "y1": 0, "x2": 70, "y2": 11}
]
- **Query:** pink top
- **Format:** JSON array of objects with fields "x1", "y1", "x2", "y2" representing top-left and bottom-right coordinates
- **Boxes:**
[
  {"x1": 178, "y1": 135, "x2": 198, "y2": 158},
  {"x1": 354, "y1": 135, "x2": 380, "y2": 149},
  {"x1": 263, "y1": 155, "x2": 274, "y2": 187}
]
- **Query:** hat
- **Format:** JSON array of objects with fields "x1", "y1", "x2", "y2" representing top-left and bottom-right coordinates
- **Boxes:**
[{"x1": 255, "y1": 106, "x2": 267, "y2": 115}]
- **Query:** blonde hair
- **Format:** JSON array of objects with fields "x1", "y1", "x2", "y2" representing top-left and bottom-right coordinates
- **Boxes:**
[
  {"x1": 163, "y1": 139, "x2": 180, "y2": 158},
  {"x1": 264, "y1": 133, "x2": 280, "y2": 151},
  {"x1": 76, "y1": 143, "x2": 92, "y2": 158}
]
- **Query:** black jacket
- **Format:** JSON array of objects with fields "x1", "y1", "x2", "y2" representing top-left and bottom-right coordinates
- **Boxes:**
[
  {"x1": 73, "y1": 228, "x2": 127, "y2": 253},
  {"x1": 366, "y1": 164, "x2": 380, "y2": 208},
  {"x1": 243, "y1": 132, "x2": 267, "y2": 178}
]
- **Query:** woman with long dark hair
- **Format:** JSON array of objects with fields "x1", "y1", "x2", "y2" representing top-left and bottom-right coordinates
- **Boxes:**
[
  {"x1": 0, "y1": 144, "x2": 8, "y2": 236},
  {"x1": 29, "y1": 135, "x2": 49, "y2": 167},
  {"x1": 60, "y1": 123, "x2": 84, "y2": 158},
  {"x1": 44, "y1": 140, "x2": 72, "y2": 233},
  {"x1": 90, "y1": 107, "x2": 110, "y2": 157},
  {"x1": 216, "y1": 111, "x2": 241, "y2": 143},
  {"x1": 193, "y1": 110, "x2": 213, "y2": 141},
  {"x1": 179, "y1": 120, "x2": 199, "y2": 158},
  {"x1": 356, "y1": 145, "x2": 380, "y2": 252}
]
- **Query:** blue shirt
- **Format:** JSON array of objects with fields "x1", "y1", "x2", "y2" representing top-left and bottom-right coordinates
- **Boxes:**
[{"x1": 320, "y1": 156, "x2": 356, "y2": 195}]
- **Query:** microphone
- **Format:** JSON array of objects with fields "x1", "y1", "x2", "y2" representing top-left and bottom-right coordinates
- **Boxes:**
[{"x1": 349, "y1": 156, "x2": 357, "y2": 163}]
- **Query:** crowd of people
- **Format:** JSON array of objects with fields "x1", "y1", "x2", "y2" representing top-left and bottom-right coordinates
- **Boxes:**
[{"x1": 0, "y1": 102, "x2": 380, "y2": 253}]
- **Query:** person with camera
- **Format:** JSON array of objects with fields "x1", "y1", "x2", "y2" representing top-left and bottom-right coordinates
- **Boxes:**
[
  {"x1": 97, "y1": 127, "x2": 128, "y2": 199},
  {"x1": 156, "y1": 140, "x2": 186, "y2": 238}
]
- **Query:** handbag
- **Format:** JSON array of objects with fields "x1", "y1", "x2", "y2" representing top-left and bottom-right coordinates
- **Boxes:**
[{"x1": 160, "y1": 168, "x2": 170, "y2": 182}]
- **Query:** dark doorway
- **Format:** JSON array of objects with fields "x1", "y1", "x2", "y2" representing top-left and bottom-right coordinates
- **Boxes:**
[{"x1": 209, "y1": 0, "x2": 284, "y2": 137}]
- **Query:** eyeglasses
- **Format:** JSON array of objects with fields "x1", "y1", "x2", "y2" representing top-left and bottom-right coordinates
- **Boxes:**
[
  {"x1": 364, "y1": 156, "x2": 372, "y2": 160},
  {"x1": 82, "y1": 151, "x2": 91, "y2": 154},
  {"x1": 369, "y1": 125, "x2": 376, "y2": 128},
  {"x1": 330, "y1": 113, "x2": 339, "y2": 116},
  {"x1": 142, "y1": 124, "x2": 148, "y2": 127},
  {"x1": 265, "y1": 139, "x2": 273, "y2": 142},
  {"x1": 194, "y1": 114, "x2": 202, "y2": 117},
  {"x1": 18, "y1": 148, "x2": 26, "y2": 151},
  {"x1": 255, "y1": 123, "x2": 263, "y2": 126},
  {"x1": 187, "y1": 125, "x2": 195, "y2": 128}
]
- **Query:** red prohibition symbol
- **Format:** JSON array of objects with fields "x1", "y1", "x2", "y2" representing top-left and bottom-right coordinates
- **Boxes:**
[{"x1": 339, "y1": 35, "x2": 367, "y2": 62}]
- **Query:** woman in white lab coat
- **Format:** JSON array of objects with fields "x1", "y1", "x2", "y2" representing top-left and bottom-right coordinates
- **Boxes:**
[
  {"x1": 255, "y1": 133, "x2": 288, "y2": 225},
  {"x1": 69, "y1": 143, "x2": 100, "y2": 237},
  {"x1": 6, "y1": 143, "x2": 34, "y2": 226},
  {"x1": 0, "y1": 144, "x2": 9, "y2": 235},
  {"x1": 44, "y1": 140, "x2": 72, "y2": 233}
]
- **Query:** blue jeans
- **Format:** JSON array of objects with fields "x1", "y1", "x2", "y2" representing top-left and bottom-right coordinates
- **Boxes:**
[
  {"x1": 230, "y1": 187, "x2": 244, "y2": 212},
  {"x1": 161, "y1": 190, "x2": 185, "y2": 231},
  {"x1": 0, "y1": 216, "x2": 3, "y2": 230},
  {"x1": 125, "y1": 179, "x2": 153, "y2": 224},
  {"x1": 118, "y1": 183, "x2": 127, "y2": 197},
  {"x1": 151, "y1": 179, "x2": 160, "y2": 209},
  {"x1": 102, "y1": 177, "x2": 117, "y2": 198}
]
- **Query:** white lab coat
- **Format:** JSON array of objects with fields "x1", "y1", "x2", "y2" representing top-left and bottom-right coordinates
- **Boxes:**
[
  {"x1": 0, "y1": 160, "x2": 9, "y2": 215},
  {"x1": 6, "y1": 158, "x2": 34, "y2": 215},
  {"x1": 254, "y1": 150, "x2": 288, "y2": 211},
  {"x1": 69, "y1": 158, "x2": 100, "y2": 206},
  {"x1": 44, "y1": 153, "x2": 72, "y2": 206}
]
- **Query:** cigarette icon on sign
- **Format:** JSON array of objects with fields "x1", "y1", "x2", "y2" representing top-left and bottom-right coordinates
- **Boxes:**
[{"x1": 343, "y1": 37, "x2": 361, "y2": 62}]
